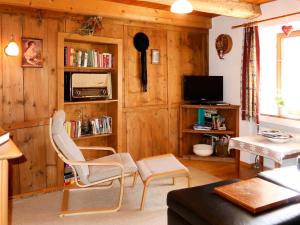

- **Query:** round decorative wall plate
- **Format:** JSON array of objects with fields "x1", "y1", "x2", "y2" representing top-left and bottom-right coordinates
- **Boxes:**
[{"x1": 215, "y1": 34, "x2": 233, "y2": 59}]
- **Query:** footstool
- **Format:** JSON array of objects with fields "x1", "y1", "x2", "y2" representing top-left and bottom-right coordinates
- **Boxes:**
[{"x1": 137, "y1": 154, "x2": 191, "y2": 210}]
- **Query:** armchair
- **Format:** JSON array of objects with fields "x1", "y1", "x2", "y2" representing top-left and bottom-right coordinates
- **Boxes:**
[{"x1": 49, "y1": 110, "x2": 138, "y2": 216}]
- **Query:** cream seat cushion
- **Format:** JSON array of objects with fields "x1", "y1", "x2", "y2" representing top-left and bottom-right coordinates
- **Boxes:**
[
  {"x1": 136, "y1": 154, "x2": 189, "y2": 181},
  {"x1": 88, "y1": 153, "x2": 137, "y2": 183}
]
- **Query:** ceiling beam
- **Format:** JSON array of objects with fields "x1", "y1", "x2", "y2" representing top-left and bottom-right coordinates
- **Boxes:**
[
  {"x1": 138, "y1": 0, "x2": 262, "y2": 19},
  {"x1": 0, "y1": 0, "x2": 211, "y2": 29}
]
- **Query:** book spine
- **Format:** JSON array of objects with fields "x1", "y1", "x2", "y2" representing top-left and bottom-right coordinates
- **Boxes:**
[
  {"x1": 108, "y1": 53, "x2": 112, "y2": 68},
  {"x1": 94, "y1": 50, "x2": 98, "y2": 67},
  {"x1": 83, "y1": 52, "x2": 88, "y2": 67},
  {"x1": 77, "y1": 120, "x2": 81, "y2": 138},
  {"x1": 70, "y1": 48, "x2": 75, "y2": 67},
  {"x1": 97, "y1": 51, "x2": 100, "y2": 68},
  {"x1": 77, "y1": 50, "x2": 82, "y2": 67},
  {"x1": 66, "y1": 47, "x2": 71, "y2": 66},
  {"x1": 99, "y1": 53, "x2": 103, "y2": 68},
  {"x1": 64, "y1": 47, "x2": 67, "y2": 66}
]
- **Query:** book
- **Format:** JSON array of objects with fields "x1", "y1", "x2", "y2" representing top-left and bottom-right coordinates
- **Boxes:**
[
  {"x1": 0, "y1": 128, "x2": 9, "y2": 145},
  {"x1": 76, "y1": 50, "x2": 82, "y2": 67},
  {"x1": 70, "y1": 47, "x2": 76, "y2": 66},
  {"x1": 83, "y1": 51, "x2": 88, "y2": 67}
]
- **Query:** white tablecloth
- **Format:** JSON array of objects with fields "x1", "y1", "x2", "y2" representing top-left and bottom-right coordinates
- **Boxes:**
[{"x1": 229, "y1": 135, "x2": 300, "y2": 164}]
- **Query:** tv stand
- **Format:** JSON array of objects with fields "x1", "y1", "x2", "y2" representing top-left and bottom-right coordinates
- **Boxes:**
[
  {"x1": 190, "y1": 101, "x2": 228, "y2": 105},
  {"x1": 179, "y1": 104, "x2": 240, "y2": 161}
]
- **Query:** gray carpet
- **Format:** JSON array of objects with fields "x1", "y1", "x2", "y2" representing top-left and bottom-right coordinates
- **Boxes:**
[{"x1": 10, "y1": 167, "x2": 220, "y2": 225}]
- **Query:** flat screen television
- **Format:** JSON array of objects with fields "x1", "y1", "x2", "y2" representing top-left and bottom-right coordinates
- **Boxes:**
[{"x1": 183, "y1": 75, "x2": 223, "y2": 103}]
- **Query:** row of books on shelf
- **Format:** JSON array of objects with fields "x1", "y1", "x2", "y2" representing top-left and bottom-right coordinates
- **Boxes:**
[
  {"x1": 64, "y1": 47, "x2": 113, "y2": 68},
  {"x1": 193, "y1": 110, "x2": 226, "y2": 131},
  {"x1": 64, "y1": 164, "x2": 77, "y2": 186},
  {"x1": 64, "y1": 116, "x2": 113, "y2": 139}
]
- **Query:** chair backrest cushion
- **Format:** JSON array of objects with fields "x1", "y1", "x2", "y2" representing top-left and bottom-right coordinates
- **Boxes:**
[{"x1": 51, "y1": 110, "x2": 89, "y2": 183}]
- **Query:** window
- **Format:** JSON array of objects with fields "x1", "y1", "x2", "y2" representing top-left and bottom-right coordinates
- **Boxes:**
[{"x1": 260, "y1": 27, "x2": 300, "y2": 119}]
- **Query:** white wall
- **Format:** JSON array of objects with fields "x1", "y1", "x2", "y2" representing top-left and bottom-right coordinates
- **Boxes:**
[{"x1": 209, "y1": 0, "x2": 300, "y2": 166}]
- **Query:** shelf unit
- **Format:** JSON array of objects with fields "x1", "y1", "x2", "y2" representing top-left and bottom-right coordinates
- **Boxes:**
[
  {"x1": 64, "y1": 66, "x2": 115, "y2": 72},
  {"x1": 57, "y1": 33, "x2": 123, "y2": 153},
  {"x1": 179, "y1": 104, "x2": 240, "y2": 161}
]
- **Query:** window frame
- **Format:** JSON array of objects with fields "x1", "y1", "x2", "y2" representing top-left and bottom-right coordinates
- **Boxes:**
[{"x1": 262, "y1": 30, "x2": 300, "y2": 120}]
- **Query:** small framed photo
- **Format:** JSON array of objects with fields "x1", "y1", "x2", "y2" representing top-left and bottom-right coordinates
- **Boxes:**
[
  {"x1": 151, "y1": 49, "x2": 160, "y2": 64},
  {"x1": 22, "y1": 38, "x2": 43, "y2": 68}
]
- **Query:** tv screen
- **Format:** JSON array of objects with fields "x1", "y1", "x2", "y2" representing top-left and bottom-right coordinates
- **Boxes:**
[{"x1": 183, "y1": 76, "x2": 223, "y2": 102}]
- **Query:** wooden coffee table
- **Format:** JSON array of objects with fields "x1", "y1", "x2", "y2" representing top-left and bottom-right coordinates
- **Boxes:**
[{"x1": 214, "y1": 178, "x2": 300, "y2": 214}]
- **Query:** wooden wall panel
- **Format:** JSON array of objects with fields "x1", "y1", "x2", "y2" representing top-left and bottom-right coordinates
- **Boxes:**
[
  {"x1": 2, "y1": 14, "x2": 24, "y2": 125},
  {"x1": 14, "y1": 126, "x2": 47, "y2": 193},
  {"x1": 124, "y1": 26, "x2": 167, "y2": 108},
  {"x1": 125, "y1": 108, "x2": 169, "y2": 160},
  {"x1": 23, "y1": 17, "x2": 49, "y2": 121},
  {"x1": 168, "y1": 106, "x2": 180, "y2": 155},
  {"x1": 47, "y1": 18, "x2": 64, "y2": 117},
  {"x1": 0, "y1": 15, "x2": 2, "y2": 127},
  {"x1": 167, "y1": 30, "x2": 209, "y2": 105},
  {"x1": 44, "y1": 125, "x2": 58, "y2": 188}
]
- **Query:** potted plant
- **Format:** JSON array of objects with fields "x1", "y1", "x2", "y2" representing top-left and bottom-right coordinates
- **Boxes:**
[{"x1": 276, "y1": 95, "x2": 285, "y2": 116}]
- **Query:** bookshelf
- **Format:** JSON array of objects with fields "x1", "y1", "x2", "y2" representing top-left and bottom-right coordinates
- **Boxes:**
[
  {"x1": 57, "y1": 33, "x2": 123, "y2": 179},
  {"x1": 179, "y1": 104, "x2": 240, "y2": 161},
  {"x1": 64, "y1": 66, "x2": 115, "y2": 73}
]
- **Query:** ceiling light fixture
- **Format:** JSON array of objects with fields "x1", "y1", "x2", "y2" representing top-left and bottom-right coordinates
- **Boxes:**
[{"x1": 171, "y1": 0, "x2": 193, "y2": 14}]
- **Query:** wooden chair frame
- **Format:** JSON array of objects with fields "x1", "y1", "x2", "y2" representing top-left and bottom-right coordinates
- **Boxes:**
[{"x1": 49, "y1": 118, "x2": 137, "y2": 217}]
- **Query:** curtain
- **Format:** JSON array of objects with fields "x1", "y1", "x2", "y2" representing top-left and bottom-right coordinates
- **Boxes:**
[{"x1": 241, "y1": 26, "x2": 260, "y2": 124}]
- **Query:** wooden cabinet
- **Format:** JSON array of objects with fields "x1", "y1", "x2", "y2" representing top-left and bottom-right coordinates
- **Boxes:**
[
  {"x1": 179, "y1": 104, "x2": 240, "y2": 161},
  {"x1": 57, "y1": 33, "x2": 123, "y2": 155}
]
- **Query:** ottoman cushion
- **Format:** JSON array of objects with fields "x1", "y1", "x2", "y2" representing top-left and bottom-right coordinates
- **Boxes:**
[
  {"x1": 167, "y1": 179, "x2": 300, "y2": 225},
  {"x1": 137, "y1": 154, "x2": 189, "y2": 181}
]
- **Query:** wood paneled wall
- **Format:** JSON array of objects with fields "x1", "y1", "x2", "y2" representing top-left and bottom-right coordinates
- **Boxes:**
[{"x1": 0, "y1": 8, "x2": 208, "y2": 196}]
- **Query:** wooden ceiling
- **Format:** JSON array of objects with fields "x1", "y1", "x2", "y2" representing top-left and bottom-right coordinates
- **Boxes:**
[
  {"x1": 0, "y1": 0, "x2": 275, "y2": 29},
  {"x1": 105, "y1": 0, "x2": 273, "y2": 17}
]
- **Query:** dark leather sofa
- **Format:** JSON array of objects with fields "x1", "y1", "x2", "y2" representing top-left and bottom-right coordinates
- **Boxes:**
[{"x1": 167, "y1": 166, "x2": 300, "y2": 225}]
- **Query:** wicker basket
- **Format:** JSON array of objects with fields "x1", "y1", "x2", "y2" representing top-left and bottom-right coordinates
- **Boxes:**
[{"x1": 214, "y1": 137, "x2": 230, "y2": 157}]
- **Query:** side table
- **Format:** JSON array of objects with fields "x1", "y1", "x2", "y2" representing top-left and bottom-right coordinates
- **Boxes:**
[
  {"x1": 0, "y1": 140, "x2": 22, "y2": 225},
  {"x1": 229, "y1": 135, "x2": 300, "y2": 177}
]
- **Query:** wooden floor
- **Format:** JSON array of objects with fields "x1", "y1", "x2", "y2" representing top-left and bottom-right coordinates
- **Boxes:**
[
  {"x1": 180, "y1": 158, "x2": 262, "y2": 180},
  {"x1": 10, "y1": 158, "x2": 261, "y2": 200}
]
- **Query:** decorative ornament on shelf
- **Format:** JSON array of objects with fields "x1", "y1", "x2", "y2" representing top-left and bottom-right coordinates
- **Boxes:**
[
  {"x1": 215, "y1": 34, "x2": 233, "y2": 60},
  {"x1": 282, "y1": 25, "x2": 293, "y2": 37},
  {"x1": 78, "y1": 16, "x2": 103, "y2": 36}
]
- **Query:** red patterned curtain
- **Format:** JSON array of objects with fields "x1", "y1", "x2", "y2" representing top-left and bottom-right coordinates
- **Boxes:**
[{"x1": 241, "y1": 26, "x2": 260, "y2": 124}]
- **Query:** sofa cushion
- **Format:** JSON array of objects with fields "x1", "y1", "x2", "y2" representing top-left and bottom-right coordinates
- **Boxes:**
[
  {"x1": 258, "y1": 166, "x2": 300, "y2": 193},
  {"x1": 167, "y1": 179, "x2": 300, "y2": 225}
]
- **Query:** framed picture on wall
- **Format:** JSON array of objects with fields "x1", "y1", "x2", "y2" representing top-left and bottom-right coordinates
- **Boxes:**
[
  {"x1": 151, "y1": 49, "x2": 160, "y2": 64},
  {"x1": 21, "y1": 38, "x2": 43, "y2": 68}
]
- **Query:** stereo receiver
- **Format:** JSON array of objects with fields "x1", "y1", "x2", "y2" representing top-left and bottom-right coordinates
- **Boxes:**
[{"x1": 64, "y1": 72, "x2": 112, "y2": 101}]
